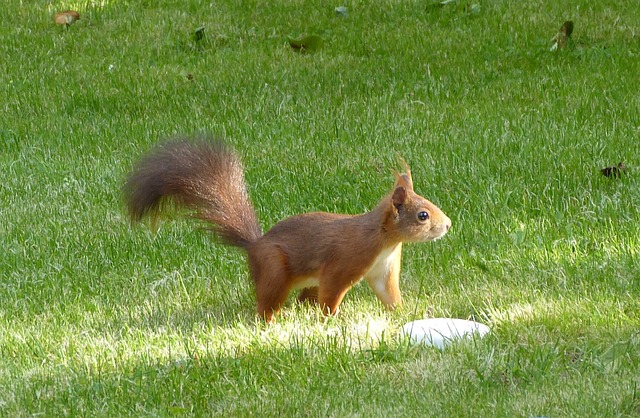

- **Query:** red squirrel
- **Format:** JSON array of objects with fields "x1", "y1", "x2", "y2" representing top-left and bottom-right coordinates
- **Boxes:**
[{"x1": 124, "y1": 138, "x2": 451, "y2": 322}]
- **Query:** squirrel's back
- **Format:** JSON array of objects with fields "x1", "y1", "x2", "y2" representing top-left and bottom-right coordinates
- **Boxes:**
[{"x1": 124, "y1": 138, "x2": 261, "y2": 247}]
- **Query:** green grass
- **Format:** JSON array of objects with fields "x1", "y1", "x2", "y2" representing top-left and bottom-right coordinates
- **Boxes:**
[{"x1": 1, "y1": 0, "x2": 639, "y2": 416}]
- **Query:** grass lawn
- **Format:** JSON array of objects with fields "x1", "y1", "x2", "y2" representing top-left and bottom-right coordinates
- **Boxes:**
[{"x1": 1, "y1": 0, "x2": 639, "y2": 416}]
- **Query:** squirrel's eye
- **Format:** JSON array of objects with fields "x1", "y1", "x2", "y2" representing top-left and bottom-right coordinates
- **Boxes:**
[{"x1": 417, "y1": 211, "x2": 429, "y2": 221}]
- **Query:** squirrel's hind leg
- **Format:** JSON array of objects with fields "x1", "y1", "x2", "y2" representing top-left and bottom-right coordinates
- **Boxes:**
[{"x1": 248, "y1": 244, "x2": 292, "y2": 323}]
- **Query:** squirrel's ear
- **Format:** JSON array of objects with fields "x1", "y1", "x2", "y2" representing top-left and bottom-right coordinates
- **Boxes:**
[
  {"x1": 392, "y1": 186, "x2": 407, "y2": 213},
  {"x1": 393, "y1": 157, "x2": 413, "y2": 191}
]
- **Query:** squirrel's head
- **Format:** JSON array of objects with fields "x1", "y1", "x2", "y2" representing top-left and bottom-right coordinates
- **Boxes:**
[{"x1": 386, "y1": 164, "x2": 451, "y2": 243}]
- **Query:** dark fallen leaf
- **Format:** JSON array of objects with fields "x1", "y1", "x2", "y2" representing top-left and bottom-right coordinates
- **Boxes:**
[
  {"x1": 551, "y1": 20, "x2": 574, "y2": 51},
  {"x1": 563, "y1": 21, "x2": 574, "y2": 37},
  {"x1": 288, "y1": 35, "x2": 324, "y2": 53},
  {"x1": 186, "y1": 73, "x2": 194, "y2": 81},
  {"x1": 194, "y1": 26, "x2": 205, "y2": 42},
  {"x1": 601, "y1": 162, "x2": 626, "y2": 178}
]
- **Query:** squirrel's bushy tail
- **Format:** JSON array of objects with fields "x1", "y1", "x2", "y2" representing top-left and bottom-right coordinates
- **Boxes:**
[{"x1": 124, "y1": 138, "x2": 262, "y2": 248}]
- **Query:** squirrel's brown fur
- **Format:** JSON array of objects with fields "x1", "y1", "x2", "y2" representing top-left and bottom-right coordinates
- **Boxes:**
[{"x1": 124, "y1": 138, "x2": 451, "y2": 322}]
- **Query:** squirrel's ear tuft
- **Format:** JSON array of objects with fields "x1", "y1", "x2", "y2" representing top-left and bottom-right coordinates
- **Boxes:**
[
  {"x1": 392, "y1": 186, "x2": 407, "y2": 212},
  {"x1": 393, "y1": 157, "x2": 413, "y2": 191}
]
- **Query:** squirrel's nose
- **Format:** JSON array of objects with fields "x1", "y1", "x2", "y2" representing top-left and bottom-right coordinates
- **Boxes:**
[{"x1": 443, "y1": 217, "x2": 452, "y2": 232}]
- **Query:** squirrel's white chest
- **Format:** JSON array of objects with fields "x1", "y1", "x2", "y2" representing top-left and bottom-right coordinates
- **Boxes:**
[{"x1": 365, "y1": 244, "x2": 401, "y2": 280}]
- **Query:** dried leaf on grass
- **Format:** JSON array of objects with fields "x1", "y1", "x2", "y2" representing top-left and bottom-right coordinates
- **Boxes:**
[
  {"x1": 601, "y1": 162, "x2": 626, "y2": 178},
  {"x1": 550, "y1": 21, "x2": 574, "y2": 51},
  {"x1": 288, "y1": 35, "x2": 324, "y2": 53},
  {"x1": 54, "y1": 10, "x2": 80, "y2": 27}
]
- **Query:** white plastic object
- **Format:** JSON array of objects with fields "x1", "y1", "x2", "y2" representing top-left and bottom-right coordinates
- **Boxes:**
[{"x1": 401, "y1": 318, "x2": 490, "y2": 348}]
